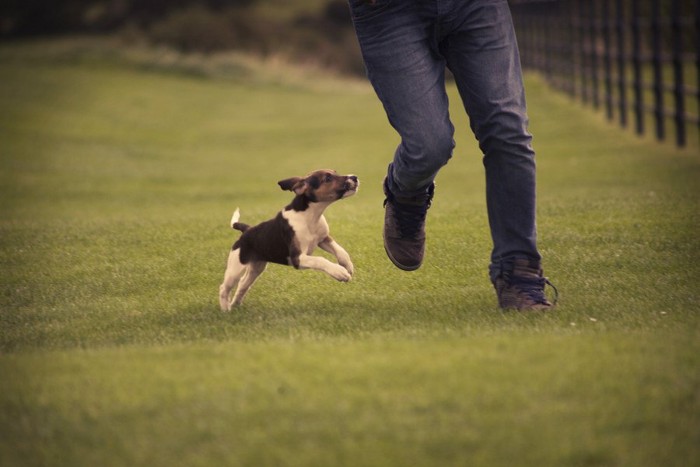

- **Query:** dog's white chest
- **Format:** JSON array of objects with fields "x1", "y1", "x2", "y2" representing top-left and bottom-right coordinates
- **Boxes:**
[{"x1": 282, "y1": 209, "x2": 329, "y2": 253}]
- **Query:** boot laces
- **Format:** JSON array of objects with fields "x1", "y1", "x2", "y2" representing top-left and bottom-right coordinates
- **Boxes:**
[
  {"x1": 506, "y1": 273, "x2": 559, "y2": 305},
  {"x1": 383, "y1": 185, "x2": 434, "y2": 239}
]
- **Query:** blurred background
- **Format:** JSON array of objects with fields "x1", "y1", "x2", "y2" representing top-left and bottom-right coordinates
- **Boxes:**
[
  {"x1": 0, "y1": 0, "x2": 366, "y2": 75},
  {"x1": 1, "y1": 0, "x2": 698, "y2": 148}
]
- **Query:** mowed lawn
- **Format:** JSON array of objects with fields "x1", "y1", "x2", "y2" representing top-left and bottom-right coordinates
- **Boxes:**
[{"x1": 1, "y1": 40, "x2": 698, "y2": 467}]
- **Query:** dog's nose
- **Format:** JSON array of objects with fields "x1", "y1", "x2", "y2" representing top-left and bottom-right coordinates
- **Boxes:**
[{"x1": 348, "y1": 175, "x2": 358, "y2": 183}]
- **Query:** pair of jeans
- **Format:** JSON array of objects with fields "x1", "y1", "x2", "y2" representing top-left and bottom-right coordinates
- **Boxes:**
[{"x1": 348, "y1": 0, "x2": 542, "y2": 281}]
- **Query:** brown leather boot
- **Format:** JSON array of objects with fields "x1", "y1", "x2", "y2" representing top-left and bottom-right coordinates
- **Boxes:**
[
  {"x1": 493, "y1": 258, "x2": 558, "y2": 310},
  {"x1": 382, "y1": 178, "x2": 434, "y2": 271}
]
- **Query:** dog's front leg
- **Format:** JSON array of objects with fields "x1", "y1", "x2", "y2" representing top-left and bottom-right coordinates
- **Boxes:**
[
  {"x1": 298, "y1": 254, "x2": 352, "y2": 282},
  {"x1": 318, "y1": 236, "x2": 354, "y2": 276}
]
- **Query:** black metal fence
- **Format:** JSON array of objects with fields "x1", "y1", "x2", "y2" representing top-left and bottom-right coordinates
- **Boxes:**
[{"x1": 510, "y1": 0, "x2": 699, "y2": 149}]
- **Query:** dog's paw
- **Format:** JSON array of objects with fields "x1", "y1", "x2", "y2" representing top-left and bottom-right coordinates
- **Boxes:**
[
  {"x1": 343, "y1": 260, "x2": 355, "y2": 277},
  {"x1": 330, "y1": 264, "x2": 352, "y2": 282}
]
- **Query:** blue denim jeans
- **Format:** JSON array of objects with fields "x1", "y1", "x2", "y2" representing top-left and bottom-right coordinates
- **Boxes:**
[{"x1": 348, "y1": 0, "x2": 542, "y2": 280}]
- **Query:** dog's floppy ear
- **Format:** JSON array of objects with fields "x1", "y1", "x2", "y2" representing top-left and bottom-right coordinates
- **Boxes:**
[{"x1": 278, "y1": 177, "x2": 307, "y2": 195}]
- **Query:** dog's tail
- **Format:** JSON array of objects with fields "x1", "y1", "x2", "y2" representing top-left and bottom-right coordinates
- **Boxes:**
[{"x1": 230, "y1": 208, "x2": 250, "y2": 232}]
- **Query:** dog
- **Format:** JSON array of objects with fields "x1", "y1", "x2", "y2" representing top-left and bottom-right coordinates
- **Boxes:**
[{"x1": 219, "y1": 169, "x2": 359, "y2": 311}]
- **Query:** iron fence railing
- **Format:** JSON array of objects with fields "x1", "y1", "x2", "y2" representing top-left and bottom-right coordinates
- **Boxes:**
[{"x1": 510, "y1": 0, "x2": 699, "y2": 149}]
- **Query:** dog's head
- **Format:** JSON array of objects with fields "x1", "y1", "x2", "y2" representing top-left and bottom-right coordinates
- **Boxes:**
[{"x1": 278, "y1": 169, "x2": 359, "y2": 205}]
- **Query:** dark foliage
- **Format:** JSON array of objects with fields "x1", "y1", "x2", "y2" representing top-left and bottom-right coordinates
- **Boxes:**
[
  {"x1": 0, "y1": 0, "x2": 364, "y2": 75},
  {"x1": 0, "y1": 0, "x2": 256, "y2": 36}
]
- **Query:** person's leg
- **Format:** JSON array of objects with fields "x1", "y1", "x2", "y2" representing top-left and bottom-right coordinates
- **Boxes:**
[
  {"x1": 440, "y1": 0, "x2": 540, "y2": 279},
  {"x1": 440, "y1": 0, "x2": 555, "y2": 308},
  {"x1": 349, "y1": 0, "x2": 454, "y2": 197},
  {"x1": 349, "y1": 0, "x2": 454, "y2": 270}
]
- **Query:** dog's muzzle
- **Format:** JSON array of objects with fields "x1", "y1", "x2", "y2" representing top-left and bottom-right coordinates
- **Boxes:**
[{"x1": 341, "y1": 175, "x2": 359, "y2": 198}]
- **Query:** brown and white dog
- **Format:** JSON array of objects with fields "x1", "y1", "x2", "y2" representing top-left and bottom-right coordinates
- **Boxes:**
[{"x1": 219, "y1": 169, "x2": 359, "y2": 311}]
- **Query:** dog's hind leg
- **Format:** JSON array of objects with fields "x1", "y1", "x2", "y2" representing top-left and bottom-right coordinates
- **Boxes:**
[
  {"x1": 231, "y1": 261, "x2": 267, "y2": 307},
  {"x1": 219, "y1": 249, "x2": 246, "y2": 311}
]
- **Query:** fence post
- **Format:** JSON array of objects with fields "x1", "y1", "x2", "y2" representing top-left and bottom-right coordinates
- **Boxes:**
[
  {"x1": 543, "y1": 6, "x2": 552, "y2": 84},
  {"x1": 603, "y1": 0, "x2": 614, "y2": 120},
  {"x1": 697, "y1": 0, "x2": 700, "y2": 146},
  {"x1": 671, "y1": 0, "x2": 686, "y2": 147},
  {"x1": 574, "y1": 0, "x2": 589, "y2": 104},
  {"x1": 651, "y1": 0, "x2": 665, "y2": 141},
  {"x1": 631, "y1": 0, "x2": 644, "y2": 136},
  {"x1": 616, "y1": 0, "x2": 627, "y2": 128},
  {"x1": 589, "y1": 0, "x2": 600, "y2": 110}
]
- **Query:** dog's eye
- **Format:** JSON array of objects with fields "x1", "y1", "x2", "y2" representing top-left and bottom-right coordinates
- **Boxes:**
[{"x1": 324, "y1": 174, "x2": 333, "y2": 183}]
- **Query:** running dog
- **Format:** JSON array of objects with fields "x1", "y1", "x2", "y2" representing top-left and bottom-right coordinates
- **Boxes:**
[{"x1": 219, "y1": 169, "x2": 359, "y2": 310}]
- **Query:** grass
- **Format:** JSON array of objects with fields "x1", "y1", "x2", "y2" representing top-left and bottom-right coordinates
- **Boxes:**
[{"x1": 1, "y1": 39, "x2": 699, "y2": 466}]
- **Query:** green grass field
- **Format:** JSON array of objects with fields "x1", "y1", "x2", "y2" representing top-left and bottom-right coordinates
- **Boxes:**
[{"x1": 1, "y1": 39, "x2": 699, "y2": 467}]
